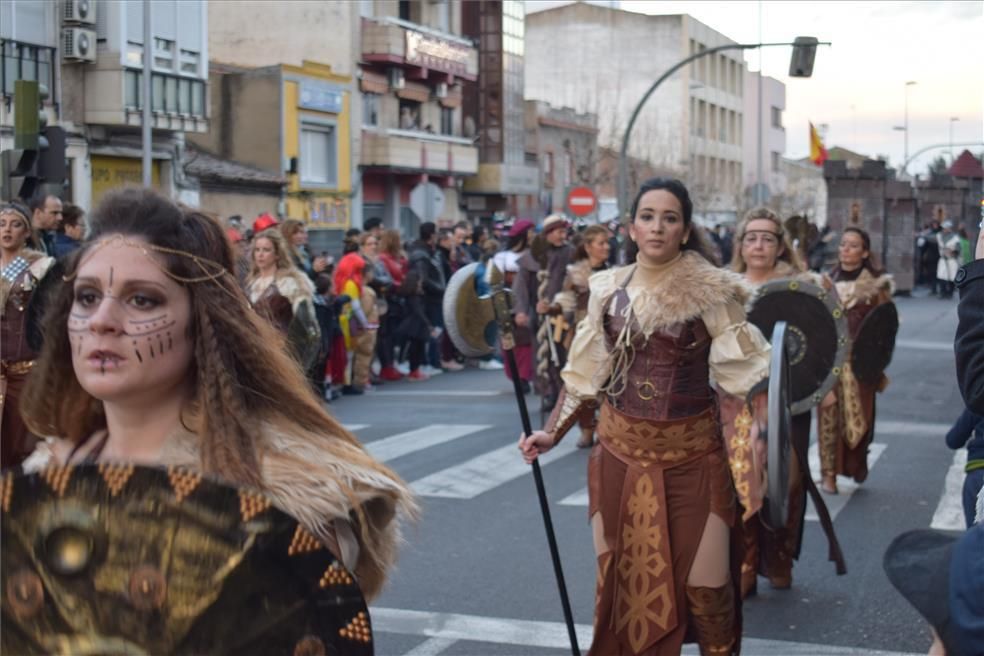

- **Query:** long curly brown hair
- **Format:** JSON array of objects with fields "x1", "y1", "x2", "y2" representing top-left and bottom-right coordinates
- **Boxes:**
[{"x1": 21, "y1": 188, "x2": 392, "y2": 493}]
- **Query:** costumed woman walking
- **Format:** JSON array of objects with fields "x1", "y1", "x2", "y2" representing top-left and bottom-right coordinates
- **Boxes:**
[
  {"x1": 724, "y1": 207, "x2": 812, "y2": 598},
  {"x1": 520, "y1": 178, "x2": 770, "y2": 655},
  {"x1": 818, "y1": 226, "x2": 894, "y2": 494},
  {"x1": 19, "y1": 187, "x2": 416, "y2": 601},
  {"x1": 550, "y1": 223, "x2": 610, "y2": 448},
  {"x1": 1, "y1": 201, "x2": 55, "y2": 468},
  {"x1": 244, "y1": 227, "x2": 321, "y2": 372}
]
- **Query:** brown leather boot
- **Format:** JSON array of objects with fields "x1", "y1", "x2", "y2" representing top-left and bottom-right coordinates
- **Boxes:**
[{"x1": 686, "y1": 584, "x2": 736, "y2": 656}]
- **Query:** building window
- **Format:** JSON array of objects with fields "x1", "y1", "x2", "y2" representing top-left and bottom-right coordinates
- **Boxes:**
[
  {"x1": 179, "y1": 49, "x2": 200, "y2": 76},
  {"x1": 398, "y1": 0, "x2": 411, "y2": 21},
  {"x1": 771, "y1": 106, "x2": 783, "y2": 129},
  {"x1": 123, "y1": 69, "x2": 205, "y2": 118},
  {"x1": 1, "y1": 41, "x2": 55, "y2": 97},
  {"x1": 543, "y1": 151, "x2": 554, "y2": 186},
  {"x1": 771, "y1": 151, "x2": 781, "y2": 172},
  {"x1": 153, "y1": 38, "x2": 175, "y2": 71},
  {"x1": 440, "y1": 106, "x2": 454, "y2": 135},
  {"x1": 363, "y1": 93, "x2": 379, "y2": 126},
  {"x1": 300, "y1": 123, "x2": 338, "y2": 187},
  {"x1": 398, "y1": 99, "x2": 420, "y2": 130}
]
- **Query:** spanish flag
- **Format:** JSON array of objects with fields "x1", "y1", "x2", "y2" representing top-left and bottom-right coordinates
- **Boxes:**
[{"x1": 809, "y1": 122, "x2": 828, "y2": 165}]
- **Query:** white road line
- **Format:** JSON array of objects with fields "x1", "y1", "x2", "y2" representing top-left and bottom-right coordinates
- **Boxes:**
[
  {"x1": 364, "y1": 425, "x2": 491, "y2": 463},
  {"x1": 370, "y1": 607, "x2": 919, "y2": 655},
  {"x1": 411, "y1": 434, "x2": 579, "y2": 498},
  {"x1": 343, "y1": 424, "x2": 368, "y2": 432},
  {"x1": 930, "y1": 449, "x2": 968, "y2": 530},
  {"x1": 559, "y1": 487, "x2": 589, "y2": 506},
  {"x1": 805, "y1": 442, "x2": 887, "y2": 522},
  {"x1": 895, "y1": 339, "x2": 954, "y2": 351},
  {"x1": 400, "y1": 636, "x2": 457, "y2": 656}
]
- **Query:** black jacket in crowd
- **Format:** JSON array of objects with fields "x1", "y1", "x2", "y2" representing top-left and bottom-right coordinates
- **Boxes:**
[
  {"x1": 956, "y1": 258, "x2": 984, "y2": 414},
  {"x1": 407, "y1": 239, "x2": 445, "y2": 304}
]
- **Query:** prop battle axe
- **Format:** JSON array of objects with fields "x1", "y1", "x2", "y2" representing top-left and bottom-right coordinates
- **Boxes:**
[{"x1": 490, "y1": 264, "x2": 581, "y2": 656}]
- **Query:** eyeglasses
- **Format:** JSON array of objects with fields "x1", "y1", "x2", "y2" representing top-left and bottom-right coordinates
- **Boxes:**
[{"x1": 741, "y1": 231, "x2": 780, "y2": 246}]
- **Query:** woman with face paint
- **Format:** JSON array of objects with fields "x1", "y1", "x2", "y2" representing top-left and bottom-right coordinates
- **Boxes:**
[
  {"x1": 722, "y1": 207, "x2": 816, "y2": 598},
  {"x1": 520, "y1": 178, "x2": 771, "y2": 655},
  {"x1": 19, "y1": 187, "x2": 416, "y2": 601},
  {"x1": 1, "y1": 201, "x2": 55, "y2": 468},
  {"x1": 818, "y1": 226, "x2": 894, "y2": 495},
  {"x1": 245, "y1": 227, "x2": 321, "y2": 371}
]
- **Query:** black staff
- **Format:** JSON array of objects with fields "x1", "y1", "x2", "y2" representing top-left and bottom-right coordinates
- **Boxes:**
[{"x1": 491, "y1": 265, "x2": 580, "y2": 656}]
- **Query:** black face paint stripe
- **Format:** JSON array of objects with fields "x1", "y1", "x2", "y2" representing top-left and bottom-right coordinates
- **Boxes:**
[
  {"x1": 109, "y1": 266, "x2": 114, "y2": 287},
  {"x1": 128, "y1": 314, "x2": 167, "y2": 325}
]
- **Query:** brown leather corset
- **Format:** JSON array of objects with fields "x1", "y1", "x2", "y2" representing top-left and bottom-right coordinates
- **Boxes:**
[
  {"x1": 845, "y1": 299, "x2": 877, "y2": 338},
  {"x1": 603, "y1": 287, "x2": 715, "y2": 420},
  {"x1": 1, "y1": 274, "x2": 37, "y2": 363}
]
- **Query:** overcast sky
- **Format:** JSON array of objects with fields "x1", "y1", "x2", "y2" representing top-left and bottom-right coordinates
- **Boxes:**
[{"x1": 526, "y1": 0, "x2": 983, "y2": 176}]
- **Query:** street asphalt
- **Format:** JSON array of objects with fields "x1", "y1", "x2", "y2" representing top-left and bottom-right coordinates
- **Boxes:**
[{"x1": 328, "y1": 291, "x2": 966, "y2": 656}]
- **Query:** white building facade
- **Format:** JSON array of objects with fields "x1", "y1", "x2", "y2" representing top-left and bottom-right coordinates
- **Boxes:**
[
  {"x1": 525, "y1": 3, "x2": 747, "y2": 224},
  {"x1": 742, "y1": 71, "x2": 787, "y2": 209}
]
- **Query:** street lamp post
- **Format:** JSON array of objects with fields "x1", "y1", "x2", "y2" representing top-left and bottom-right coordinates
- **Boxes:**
[
  {"x1": 903, "y1": 80, "x2": 917, "y2": 172},
  {"x1": 617, "y1": 38, "x2": 828, "y2": 219},
  {"x1": 949, "y1": 116, "x2": 960, "y2": 162}
]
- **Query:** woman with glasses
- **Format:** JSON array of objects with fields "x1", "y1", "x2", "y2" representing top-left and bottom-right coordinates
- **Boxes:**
[{"x1": 724, "y1": 207, "x2": 813, "y2": 598}]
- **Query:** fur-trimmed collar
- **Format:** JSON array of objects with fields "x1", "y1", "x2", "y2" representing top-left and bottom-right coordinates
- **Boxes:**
[
  {"x1": 159, "y1": 426, "x2": 415, "y2": 601},
  {"x1": 835, "y1": 269, "x2": 895, "y2": 308},
  {"x1": 591, "y1": 251, "x2": 752, "y2": 334}
]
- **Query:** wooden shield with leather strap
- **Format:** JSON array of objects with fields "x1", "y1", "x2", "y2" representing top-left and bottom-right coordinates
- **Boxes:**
[
  {"x1": 443, "y1": 262, "x2": 496, "y2": 357},
  {"x1": 765, "y1": 321, "x2": 793, "y2": 530},
  {"x1": 1, "y1": 465, "x2": 373, "y2": 656},
  {"x1": 850, "y1": 302, "x2": 899, "y2": 386},
  {"x1": 747, "y1": 278, "x2": 848, "y2": 415}
]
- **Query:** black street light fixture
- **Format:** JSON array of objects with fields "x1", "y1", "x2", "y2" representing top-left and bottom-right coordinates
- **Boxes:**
[{"x1": 617, "y1": 37, "x2": 830, "y2": 219}]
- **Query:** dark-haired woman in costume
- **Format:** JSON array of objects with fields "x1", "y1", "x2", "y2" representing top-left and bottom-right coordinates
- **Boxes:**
[
  {"x1": 520, "y1": 179, "x2": 770, "y2": 655},
  {"x1": 19, "y1": 187, "x2": 415, "y2": 600},
  {"x1": 818, "y1": 226, "x2": 894, "y2": 494}
]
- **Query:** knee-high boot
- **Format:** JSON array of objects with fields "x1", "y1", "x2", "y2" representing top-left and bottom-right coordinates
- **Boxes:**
[
  {"x1": 686, "y1": 584, "x2": 736, "y2": 656},
  {"x1": 740, "y1": 515, "x2": 759, "y2": 598},
  {"x1": 817, "y1": 403, "x2": 839, "y2": 479}
]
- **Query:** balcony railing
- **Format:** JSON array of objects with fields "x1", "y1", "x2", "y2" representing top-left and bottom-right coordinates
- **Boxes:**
[{"x1": 361, "y1": 128, "x2": 477, "y2": 176}]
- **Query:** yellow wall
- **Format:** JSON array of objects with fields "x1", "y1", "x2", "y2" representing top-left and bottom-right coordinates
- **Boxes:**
[
  {"x1": 282, "y1": 61, "x2": 352, "y2": 228},
  {"x1": 91, "y1": 156, "x2": 161, "y2": 207}
]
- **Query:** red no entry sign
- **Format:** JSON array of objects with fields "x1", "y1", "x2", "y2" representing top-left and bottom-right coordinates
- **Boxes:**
[{"x1": 565, "y1": 186, "x2": 597, "y2": 217}]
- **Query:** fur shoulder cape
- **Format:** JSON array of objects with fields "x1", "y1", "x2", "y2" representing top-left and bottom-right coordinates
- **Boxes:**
[{"x1": 590, "y1": 251, "x2": 753, "y2": 332}]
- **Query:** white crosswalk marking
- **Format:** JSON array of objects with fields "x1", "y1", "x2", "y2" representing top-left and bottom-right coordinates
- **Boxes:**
[
  {"x1": 805, "y1": 442, "x2": 887, "y2": 521},
  {"x1": 930, "y1": 448, "x2": 968, "y2": 530},
  {"x1": 411, "y1": 433, "x2": 579, "y2": 498},
  {"x1": 343, "y1": 424, "x2": 368, "y2": 432},
  {"x1": 371, "y1": 606, "x2": 920, "y2": 655},
  {"x1": 365, "y1": 424, "x2": 491, "y2": 462}
]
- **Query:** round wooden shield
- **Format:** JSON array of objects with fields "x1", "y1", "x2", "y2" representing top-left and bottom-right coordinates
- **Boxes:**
[
  {"x1": 851, "y1": 302, "x2": 899, "y2": 386},
  {"x1": 748, "y1": 278, "x2": 849, "y2": 415},
  {"x1": 443, "y1": 262, "x2": 497, "y2": 357},
  {"x1": 766, "y1": 322, "x2": 793, "y2": 530},
  {"x1": 1, "y1": 465, "x2": 373, "y2": 655}
]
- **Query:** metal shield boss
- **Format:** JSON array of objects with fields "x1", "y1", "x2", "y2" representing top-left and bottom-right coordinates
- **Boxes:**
[
  {"x1": 765, "y1": 322, "x2": 794, "y2": 530},
  {"x1": 443, "y1": 262, "x2": 497, "y2": 357},
  {"x1": 747, "y1": 277, "x2": 849, "y2": 415},
  {"x1": 1, "y1": 465, "x2": 372, "y2": 655},
  {"x1": 851, "y1": 302, "x2": 899, "y2": 386}
]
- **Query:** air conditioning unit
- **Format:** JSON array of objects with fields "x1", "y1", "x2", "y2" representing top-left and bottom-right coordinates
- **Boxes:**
[
  {"x1": 388, "y1": 68, "x2": 405, "y2": 91},
  {"x1": 62, "y1": 27, "x2": 96, "y2": 63},
  {"x1": 434, "y1": 82, "x2": 449, "y2": 99},
  {"x1": 63, "y1": 0, "x2": 96, "y2": 26}
]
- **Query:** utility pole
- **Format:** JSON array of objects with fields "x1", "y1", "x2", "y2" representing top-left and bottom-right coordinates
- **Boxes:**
[
  {"x1": 142, "y1": 0, "x2": 153, "y2": 187},
  {"x1": 903, "y1": 80, "x2": 916, "y2": 174}
]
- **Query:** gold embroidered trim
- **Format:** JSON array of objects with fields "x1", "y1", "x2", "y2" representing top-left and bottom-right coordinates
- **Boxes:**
[
  {"x1": 41, "y1": 465, "x2": 72, "y2": 497},
  {"x1": 1, "y1": 473, "x2": 13, "y2": 512},
  {"x1": 320, "y1": 562, "x2": 354, "y2": 588},
  {"x1": 287, "y1": 524, "x2": 323, "y2": 556},
  {"x1": 598, "y1": 404, "x2": 717, "y2": 467},
  {"x1": 728, "y1": 405, "x2": 754, "y2": 510},
  {"x1": 97, "y1": 463, "x2": 135, "y2": 497},
  {"x1": 239, "y1": 489, "x2": 272, "y2": 522},
  {"x1": 339, "y1": 611, "x2": 371, "y2": 643},
  {"x1": 166, "y1": 467, "x2": 201, "y2": 502}
]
